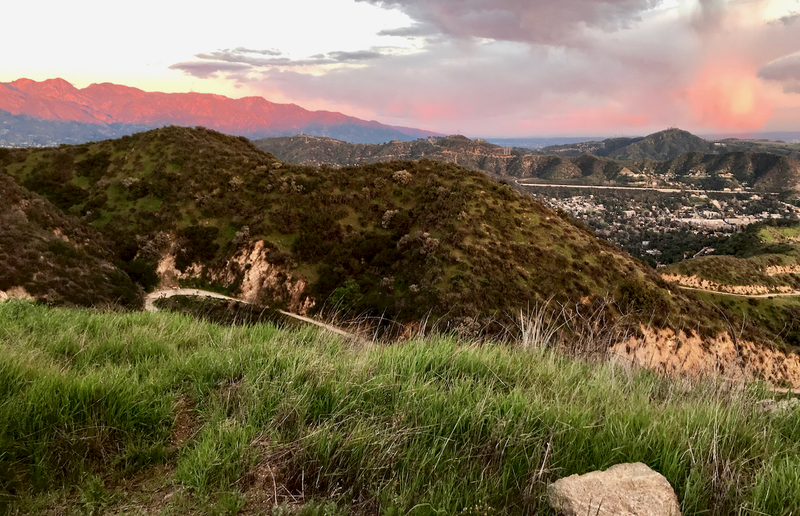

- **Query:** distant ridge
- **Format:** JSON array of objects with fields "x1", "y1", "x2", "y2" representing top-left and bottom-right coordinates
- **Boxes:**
[
  {"x1": 0, "y1": 78, "x2": 440, "y2": 145},
  {"x1": 254, "y1": 131, "x2": 800, "y2": 192},
  {"x1": 532, "y1": 128, "x2": 800, "y2": 160},
  {"x1": 606, "y1": 128, "x2": 716, "y2": 160}
]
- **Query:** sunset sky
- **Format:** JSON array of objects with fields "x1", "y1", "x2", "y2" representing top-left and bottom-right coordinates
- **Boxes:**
[{"x1": 3, "y1": 0, "x2": 800, "y2": 137}]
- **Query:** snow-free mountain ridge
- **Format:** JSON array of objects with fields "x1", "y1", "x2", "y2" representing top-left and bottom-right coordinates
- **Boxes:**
[{"x1": 0, "y1": 78, "x2": 439, "y2": 144}]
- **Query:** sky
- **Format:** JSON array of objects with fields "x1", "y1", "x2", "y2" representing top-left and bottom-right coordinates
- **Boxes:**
[{"x1": 2, "y1": 0, "x2": 800, "y2": 137}]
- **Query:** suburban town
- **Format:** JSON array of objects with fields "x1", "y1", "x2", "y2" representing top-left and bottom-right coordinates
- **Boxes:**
[{"x1": 525, "y1": 185, "x2": 800, "y2": 264}]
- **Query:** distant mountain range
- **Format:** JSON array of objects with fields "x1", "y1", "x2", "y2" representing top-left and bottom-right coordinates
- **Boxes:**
[
  {"x1": 0, "y1": 78, "x2": 439, "y2": 145},
  {"x1": 254, "y1": 129, "x2": 800, "y2": 191}
]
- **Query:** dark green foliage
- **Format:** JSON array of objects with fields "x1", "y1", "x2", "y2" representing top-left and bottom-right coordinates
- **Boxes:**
[
  {"x1": 617, "y1": 278, "x2": 670, "y2": 322},
  {"x1": 175, "y1": 225, "x2": 220, "y2": 272},
  {"x1": 328, "y1": 279, "x2": 361, "y2": 310},
  {"x1": 0, "y1": 172, "x2": 141, "y2": 309},
  {"x1": 75, "y1": 151, "x2": 111, "y2": 182},
  {"x1": 22, "y1": 155, "x2": 88, "y2": 211},
  {"x1": 120, "y1": 259, "x2": 159, "y2": 292}
]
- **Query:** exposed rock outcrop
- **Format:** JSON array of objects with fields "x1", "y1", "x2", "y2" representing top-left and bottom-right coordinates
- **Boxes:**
[
  {"x1": 156, "y1": 240, "x2": 313, "y2": 315},
  {"x1": 611, "y1": 325, "x2": 800, "y2": 389},
  {"x1": 547, "y1": 462, "x2": 680, "y2": 516},
  {"x1": 765, "y1": 265, "x2": 800, "y2": 276}
]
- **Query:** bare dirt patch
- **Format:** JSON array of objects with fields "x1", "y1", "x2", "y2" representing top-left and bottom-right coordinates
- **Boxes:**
[
  {"x1": 661, "y1": 273, "x2": 795, "y2": 296},
  {"x1": 611, "y1": 325, "x2": 800, "y2": 389},
  {"x1": 171, "y1": 396, "x2": 199, "y2": 449},
  {"x1": 242, "y1": 441, "x2": 307, "y2": 515}
]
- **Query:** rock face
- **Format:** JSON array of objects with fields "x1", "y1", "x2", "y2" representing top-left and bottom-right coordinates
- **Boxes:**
[
  {"x1": 156, "y1": 240, "x2": 313, "y2": 315},
  {"x1": 612, "y1": 325, "x2": 800, "y2": 390},
  {"x1": 547, "y1": 463, "x2": 681, "y2": 516}
]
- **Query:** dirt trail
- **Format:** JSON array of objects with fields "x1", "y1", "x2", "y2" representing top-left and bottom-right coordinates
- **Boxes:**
[
  {"x1": 144, "y1": 289, "x2": 355, "y2": 339},
  {"x1": 675, "y1": 286, "x2": 800, "y2": 298},
  {"x1": 661, "y1": 274, "x2": 800, "y2": 297}
]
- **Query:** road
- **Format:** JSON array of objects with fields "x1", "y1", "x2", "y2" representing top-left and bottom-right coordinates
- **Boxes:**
[
  {"x1": 514, "y1": 181, "x2": 742, "y2": 195},
  {"x1": 144, "y1": 289, "x2": 355, "y2": 338}
]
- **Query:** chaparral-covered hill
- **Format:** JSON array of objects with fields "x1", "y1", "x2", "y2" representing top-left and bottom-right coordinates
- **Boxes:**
[
  {"x1": 8, "y1": 126, "x2": 800, "y2": 385},
  {"x1": 1, "y1": 127, "x2": 710, "y2": 328},
  {"x1": 0, "y1": 165, "x2": 140, "y2": 308}
]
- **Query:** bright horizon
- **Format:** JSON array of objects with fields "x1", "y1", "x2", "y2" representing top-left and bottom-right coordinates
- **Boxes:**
[{"x1": 3, "y1": 0, "x2": 800, "y2": 138}]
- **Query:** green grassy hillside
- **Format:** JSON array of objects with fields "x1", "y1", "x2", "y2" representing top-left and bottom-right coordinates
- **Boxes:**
[
  {"x1": 1, "y1": 126, "x2": 722, "y2": 334},
  {"x1": 661, "y1": 222, "x2": 800, "y2": 346},
  {"x1": 2, "y1": 301, "x2": 799, "y2": 515},
  {"x1": 663, "y1": 222, "x2": 800, "y2": 288},
  {"x1": 0, "y1": 171, "x2": 140, "y2": 308}
]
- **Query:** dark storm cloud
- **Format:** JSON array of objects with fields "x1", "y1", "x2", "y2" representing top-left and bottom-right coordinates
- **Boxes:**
[
  {"x1": 357, "y1": 0, "x2": 663, "y2": 45},
  {"x1": 232, "y1": 47, "x2": 283, "y2": 56},
  {"x1": 378, "y1": 23, "x2": 437, "y2": 37},
  {"x1": 691, "y1": 0, "x2": 727, "y2": 32},
  {"x1": 759, "y1": 52, "x2": 800, "y2": 94},
  {"x1": 168, "y1": 61, "x2": 252, "y2": 79},
  {"x1": 759, "y1": 52, "x2": 800, "y2": 81},
  {"x1": 172, "y1": 48, "x2": 388, "y2": 78}
]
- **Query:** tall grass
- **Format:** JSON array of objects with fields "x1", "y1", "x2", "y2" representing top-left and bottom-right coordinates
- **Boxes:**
[{"x1": 2, "y1": 300, "x2": 800, "y2": 515}]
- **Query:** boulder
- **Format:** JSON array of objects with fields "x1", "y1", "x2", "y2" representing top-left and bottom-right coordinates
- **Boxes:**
[{"x1": 547, "y1": 462, "x2": 681, "y2": 516}]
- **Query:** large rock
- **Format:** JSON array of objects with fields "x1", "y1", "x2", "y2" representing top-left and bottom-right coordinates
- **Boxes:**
[{"x1": 547, "y1": 462, "x2": 681, "y2": 516}]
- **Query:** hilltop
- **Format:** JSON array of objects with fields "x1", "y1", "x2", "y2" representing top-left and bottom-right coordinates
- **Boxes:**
[
  {"x1": 0, "y1": 165, "x2": 140, "y2": 308},
  {"x1": 253, "y1": 133, "x2": 524, "y2": 170},
  {"x1": 533, "y1": 128, "x2": 800, "y2": 160},
  {"x1": 608, "y1": 129, "x2": 717, "y2": 160},
  {"x1": 256, "y1": 133, "x2": 800, "y2": 192},
  {"x1": 0, "y1": 78, "x2": 439, "y2": 145},
  {"x1": 533, "y1": 129, "x2": 714, "y2": 160},
  {"x1": 2, "y1": 126, "x2": 723, "y2": 333}
]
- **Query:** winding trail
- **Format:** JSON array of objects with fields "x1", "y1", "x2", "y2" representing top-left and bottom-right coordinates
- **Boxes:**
[
  {"x1": 144, "y1": 289, "x2": 355, "y2": 338},
  {"x1": 675, "y1": 286, "x2": 800, "y2": 298}
]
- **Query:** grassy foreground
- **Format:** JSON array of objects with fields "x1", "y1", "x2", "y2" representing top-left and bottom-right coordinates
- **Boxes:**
[{"x1": 2, "y1": 302, "x2": 800, "y2": 515}]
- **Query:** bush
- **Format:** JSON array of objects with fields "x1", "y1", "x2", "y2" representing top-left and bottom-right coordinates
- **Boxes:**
[{"x1": 175, "y1": 225, "x2": 220, "y2": 272}]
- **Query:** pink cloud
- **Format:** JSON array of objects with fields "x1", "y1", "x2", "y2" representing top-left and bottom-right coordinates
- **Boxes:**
[{"x1": 685, "y1": 63, "x2": 773, "y2": 130}]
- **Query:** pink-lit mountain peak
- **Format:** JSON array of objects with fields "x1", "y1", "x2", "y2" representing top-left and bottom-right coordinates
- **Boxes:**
[
  {"x1": 10, "y1": 77, "x2": 78, "y2": 95},
  {"x1": 0, "y1": 78, "x2": 438, "y2": 143}
]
